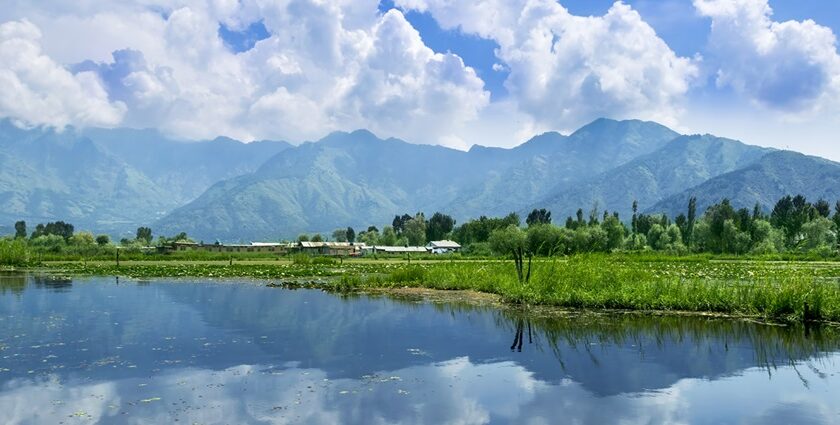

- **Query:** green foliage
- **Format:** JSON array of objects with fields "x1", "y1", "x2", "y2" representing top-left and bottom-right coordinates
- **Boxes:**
[
  {"x1": 14, "y1": 221, "x2": 26, "y2": 239},
  {"x1": 526, "y1": 224, "x2": 569, "y2": 256},
  {"x1": 136, "y1": 226, "x2": 153, "y2": 244},
  {"x1": 0, "y1": 238, "x2": 28, "y2": 266},
  {"x1": 800, "y1": 217, "x2": 836, "y2": 252},
  {"x1": 453, "y1": 213, "x2": 520, "y2": 245},
  {"x1": 31, "y1": 221, "x2": 74, "y2": 240},
  {"x1": 526, "y1": 208, "x2": 552, "y2": 226},
  {"x1": 332, "y1": 228, "x2": 348, "y2": 242},
  {"x1": 95, "y1": 234, "x2": 111, "y2": 246},
  {"x1": 601, "y1": 215, "x2": 625, "y2": 251},
  {"x1": 380, "y1": 226, "x2": 398, "y2": 246},
  {"x1": 357, "y1": 228, "x2": 380, "y2": 245},
  {"x1": 311, "y1": 234, "x2": 324, "y2": 242},
  {"x1": 312, "y1": 256, "x2": 337, "y2": 265},
  {"x1": 426, "y1": 212, "x2": 455, "y2": 242},
  {"x1": 403, "y1": 214, "x2": 427, "y2": 246},
  {"x1": 291, "y1": 254, "x2": 312, "y2": 265}
]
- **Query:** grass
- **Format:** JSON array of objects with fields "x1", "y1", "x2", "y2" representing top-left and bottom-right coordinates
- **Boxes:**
[{"x1": 27, "y1": 253, "x2": 840, "y2": 324}]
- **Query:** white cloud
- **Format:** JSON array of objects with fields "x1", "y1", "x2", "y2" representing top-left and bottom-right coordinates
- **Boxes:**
[
  {"x1": 395, "y1": 0, "x2": 699, "y2": 130},
  {"x1": 0, "y1": 0, "x2": 489, "y2": 147},
  {"x1": 0, "y1": 19, "x2": 125, "y2": 129},
  {"x1": 695, "y1": 0, "x2": 840, "y2": 114}
]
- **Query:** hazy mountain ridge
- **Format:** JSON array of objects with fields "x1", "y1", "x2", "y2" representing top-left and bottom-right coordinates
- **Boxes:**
[
  {"x1": 530, "y1": 134, "x2": 773, "y2": 221},
  {"x1": 0, "y1": 120, "x2": 289, "y2": 236},
  {"x1": 447, "y1": 119, "x2": 681, "y2": 218},
  {"x1": 649, "y1": 150, "x2": 840, "y2": 217},
  {"x1": 4, "y1": 118, "x2": 840, "y2": 241}
]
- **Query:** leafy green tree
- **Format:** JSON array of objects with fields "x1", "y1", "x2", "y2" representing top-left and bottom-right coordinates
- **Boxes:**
[
  {"x1": 686, "y1": 196, "x2": 697, "y2": 246},
  {"x1": 576, "y1": 209, "x2": 585, "y2": 228},
  {"x1": 311, "y1": 234, "x2": 324, "y2": 242},
  {"x1": 70, "y1": 232, "x2": 96, "y2": 246},
  {"x1": 136, "y1": 227, "x2": 153, "y2": 244},
  {"x1": 0, "y1": 238, "x2": 28, "y2": 266},
  {"x1": 647, "y1": 224, "x2": 666, "y2": 250},
  {"x1": 380, "y1": 226, "x2": 398, "y2": 246},
  {"x1": 331, "y1": 228, "x2": 348, "y2": 242},
  {"x1": 392, "y1": 214, "x2": 412, "y2": 235},
  {"x1": 771, "y1": 195, "x2": 812, "y2": 246},
  {"x1": 297, "y1": 234, "x2": 310, "y2": 242},
  {"x1": 489, "y1": 225, "x2": 531, "y2": 283},
  {"x1": 750, "y1": 220, "x2": 784, "y2": 254},
  {"x1": 14, "y1": 221, "x2": 26, "y2": 239},
  {"x1": 664, "y1": 224, "x2": 685, "y2": 252},
  {"x1": 452, "y1": 213, "x2": 519, "y2": 245},
  {"x1": 705, "y1": 199, "x2": 737, "y2": 252},
  {"x1": 571, "y1": 226, "x2": 608, "y2": 252},
  {"x1": 834, "y1": 201, "x2": 840, "y2": 230},
  {"x1": 752, "y1": 202, "x2": 764, "y2": 220},
  {"x1": 721, "y1": 220, "x2": 751, "y2": 254},
  {"x1": 426, "y1": 212, "x2": 455, "y2": 241},
  {"x1": 30, "y1": 235, "x2": 66, "y2": 253},
  {"x1": 526, "y1": 209, "x2": 551, "y2": 227},
  {"x1": 624, "y1": 233, "x2": 647, "y2": 250},
  {"x1": 346, "y1": 227, "x2": 356, "y2": 244},
  {"x1": 526, "y1": 224, "x2": 570, "y2": 256},
  {"x1": 631, "y1": 200, "x2": 639, "y2": 234},
  {"x1": 95, "y1": 234, "x2": 111, "y2": 246},
  {"x1": 404, "y1": 214, "x2": 427, "y2": 246},
  {"x1": 815, "y1": 199, "x2": 831, "y2": 218},
  {"x1": 601, "y1": 215, "x2": 625, "y2": 251},
  {"x1": 31, "y1": 221, "x2": 74, "y2": 240},
  {"x1": 588, "y1": 203, "x2": 600, "y2": 226},
  {"x1": 358, "y1": 228, "x2": 380, "y2": 245},
  {"x1": 800, "y1": 217, "x2": 836, "y2": 252}
]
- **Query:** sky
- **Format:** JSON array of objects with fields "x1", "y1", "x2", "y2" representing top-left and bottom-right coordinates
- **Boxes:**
[{"x1": 1, "y1": 0, "x2": 839, "y2": 160}]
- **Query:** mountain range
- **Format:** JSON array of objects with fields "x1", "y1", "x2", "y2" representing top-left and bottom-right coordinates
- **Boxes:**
[{"x1": 2, "y1": 118, "x2": 840, "y2": 241}]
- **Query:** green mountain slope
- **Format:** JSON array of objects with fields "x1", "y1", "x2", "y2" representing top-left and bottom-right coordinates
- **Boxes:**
[
  {"x1": 447, "y1": 119, "x2": 681, "y2": 218},
  {"x1": 648, "y1": 151, "x2": 840, "y2": 217},
  {"x1": 0, "y1": 121, "x2": 289, "y2": 236},
  {"x1": 155, "y1": 130, "x2": 484, "y2": 240},
  {"x1": 156, "y1": 119, "x2": 683, "y2": 240},
  {"x1": 532, "y1": 135, "x2": 772, "y2": 220}
]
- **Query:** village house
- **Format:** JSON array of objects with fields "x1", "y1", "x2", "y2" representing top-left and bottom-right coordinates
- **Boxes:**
[
  {"x1": 426, "y1": 240, "x2": 462, "y2": 254},
  {"x1": 169, "y1": 241, "x2": 291, "y2": 254},
  {"x1": 363, "y1": 245, "x2": 428, "y2": 255},
  {"x1": 295, "y1": 241, "x2": 364, "y2": 256}
]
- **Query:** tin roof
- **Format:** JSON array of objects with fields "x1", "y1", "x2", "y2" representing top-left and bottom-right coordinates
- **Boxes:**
[{"x1": 427, "y1": 240, "x2": 461, "y2": 249}]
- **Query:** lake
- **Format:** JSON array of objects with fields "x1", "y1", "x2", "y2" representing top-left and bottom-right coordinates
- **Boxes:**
[{"x1": 1, "y1": 273, "x2": 839, "y2": 424}]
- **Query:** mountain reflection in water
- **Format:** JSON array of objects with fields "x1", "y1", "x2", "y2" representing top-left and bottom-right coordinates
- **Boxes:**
[{"x1": 0, "y1": 274, "x2": 838, "y2": 424}]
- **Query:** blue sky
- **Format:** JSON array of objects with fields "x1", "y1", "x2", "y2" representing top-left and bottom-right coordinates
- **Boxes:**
[{"x1": 1, "y1": 0, "x2": 839, "y2": 159}]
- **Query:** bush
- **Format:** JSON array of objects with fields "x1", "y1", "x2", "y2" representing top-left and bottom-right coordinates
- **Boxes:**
[
  {"x1": 312, "y1": 256, "x2": 337, "y2": 265},
  {"x1": 0, "y1": 238, "x2": 29, "y2": 266},
  {"x1": 291, "y1": 254, "x2": 312, "y2": 265}
]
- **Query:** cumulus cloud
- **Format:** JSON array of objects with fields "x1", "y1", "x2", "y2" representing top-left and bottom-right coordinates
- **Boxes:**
[
  {"x1": 695, "y1": 0, "x2": 840, "y2": 113},
  {"x1": 395, "y1": 0, "x2": 699, "y2": 129},
  {"x1": 0, "y1": 19, "x2": 125, "y2": 129},
  {"x1": 0, "y1": 0, "x2": 489, "y2": 147}
]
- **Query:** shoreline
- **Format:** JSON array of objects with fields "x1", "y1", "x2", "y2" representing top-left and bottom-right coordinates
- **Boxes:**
[{"x1": 7, "y1": 259, "x2": 840, "y2": 326}]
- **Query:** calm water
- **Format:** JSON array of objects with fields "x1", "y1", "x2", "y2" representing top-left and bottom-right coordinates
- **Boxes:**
[{"x1": 1, "y1": 274, "x2": 839, "y2": 424}]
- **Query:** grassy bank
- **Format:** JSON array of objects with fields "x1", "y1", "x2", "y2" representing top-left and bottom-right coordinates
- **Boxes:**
[{"x1": 35, "y1": 254, "x2": 840, "y2": 324}]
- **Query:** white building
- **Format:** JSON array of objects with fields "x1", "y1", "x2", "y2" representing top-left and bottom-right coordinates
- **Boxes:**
[{"x1": 426, "y1": 240, "x2": 462, "y2": 254}]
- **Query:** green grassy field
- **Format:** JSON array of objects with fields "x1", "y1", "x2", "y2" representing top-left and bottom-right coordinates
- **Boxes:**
[{"x1": 25, "y1": 254, "x2": 840, "y2": 324}]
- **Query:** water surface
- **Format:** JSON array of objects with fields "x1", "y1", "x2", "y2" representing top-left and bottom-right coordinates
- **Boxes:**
[{"x1": 1, "y1": 273, "x2": 839, "y2": 424}]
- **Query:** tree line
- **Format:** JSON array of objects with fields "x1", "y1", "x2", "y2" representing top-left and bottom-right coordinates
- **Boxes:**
[
  {"x1": 479, "y1": 195, "x2": 840, "y2": 257},
  {"x1": 3, "y1": 221, "x2": 193, "y2": 256}
]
